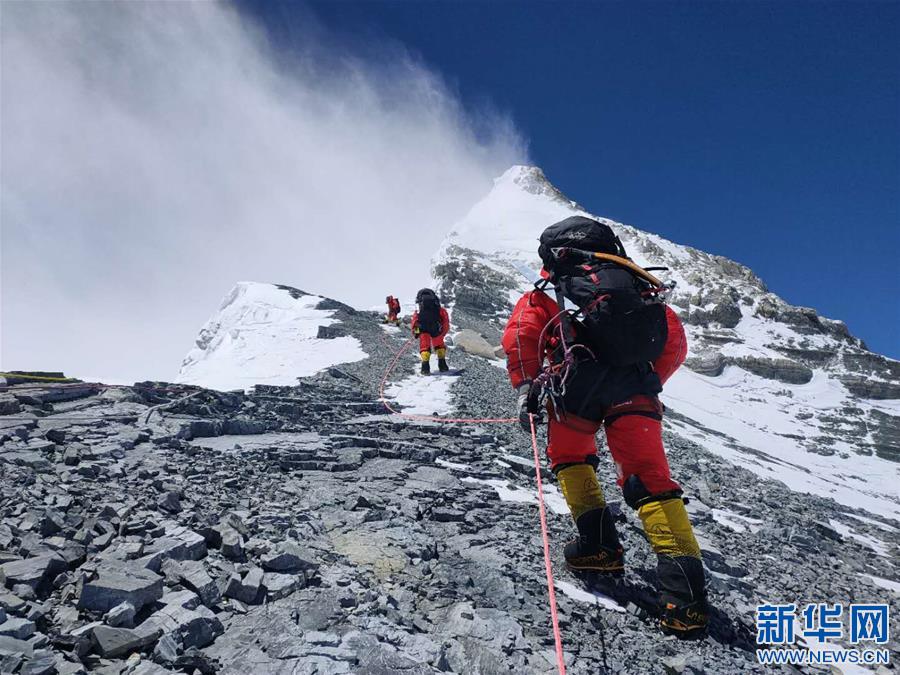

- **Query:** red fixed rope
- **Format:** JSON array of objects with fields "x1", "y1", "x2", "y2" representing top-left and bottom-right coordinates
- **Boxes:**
[
  {"x1": 529, "y1": 413, "x2": 567, "y2": 675},
  {"x1": 377, "y1": 335, "x2": 516, "y2": 423}
]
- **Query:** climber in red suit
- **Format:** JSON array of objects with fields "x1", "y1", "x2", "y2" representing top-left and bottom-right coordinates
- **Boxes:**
[
  {"x1": 501, "y1": 215, "x2": 707, "y2": 639},
  {"x1": 411, "y1": 288, "x2": 450, "y2": 374},
  {"x1": 384, "y1": 295, "x2": 401, "y2": 324}
]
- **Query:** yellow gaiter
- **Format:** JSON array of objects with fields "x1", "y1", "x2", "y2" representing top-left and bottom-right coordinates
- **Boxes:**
[
  {"x1": 436, "y1": 347, "x2": 447, "y2": 359},
  {"x1": 637, "y1": 498, "x2": 702, "y2": 559},
  {"x1": 556, "y1": 464, "x2": 606, "y2": 521},
  {"x1": 420, "y1": 351, "x2": 431, "y2": 363}
]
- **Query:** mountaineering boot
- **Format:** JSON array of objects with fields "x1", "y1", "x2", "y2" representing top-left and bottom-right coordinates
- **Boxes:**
[
  {"x1": 660, "y1": 593, "x2": 710, "y2": 639},
  {"x1": 555, "y1": 463, "x2": 624, "y2": 573},
  {"x1": 563, "y1": 507, "x2": 625, "y2": 573},
  {"x1": 437, "y1": 347, "x2": 449, "y2": 372},
  {"x1": 635, "y1": 496, "x2": 709, "y2": 638},
  {"x1": 658, "y1": 552, "x2": 709, "y2": 638},
  {"x1": 420, "y1": 350, "x2": 431, "y2": 375}
]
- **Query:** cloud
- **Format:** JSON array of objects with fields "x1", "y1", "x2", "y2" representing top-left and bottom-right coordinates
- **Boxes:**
[{"x1": 1, "y1": 1, "x2": 525, "y2": 382}]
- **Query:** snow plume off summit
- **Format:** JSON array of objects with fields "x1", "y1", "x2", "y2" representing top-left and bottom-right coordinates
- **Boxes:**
[{"x1": 0, "y1": 1, "x2": 525, "y2": 383}]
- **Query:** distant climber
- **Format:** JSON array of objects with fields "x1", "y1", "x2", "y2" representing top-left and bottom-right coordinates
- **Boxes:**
[
  {"x1": 501, "y1": 215, "x2": 708, "y2": 638},
  {"x1": 384, "y1": 295, "x2": 401, "y2": 325},
  {"x1": 411, "y1": 288, "x2": 450, "y2": 375}
]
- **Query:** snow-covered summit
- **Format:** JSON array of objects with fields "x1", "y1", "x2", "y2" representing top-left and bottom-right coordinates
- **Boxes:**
[
  {"x1": 176, "y1": 282, "x2": 366, "y2": 392},
  {"x1": 432, "y1": 165, "x2": 900, "y2": 519},
  {"x1": 438, "y1": 165, "x2": 585, "y2": 261}
]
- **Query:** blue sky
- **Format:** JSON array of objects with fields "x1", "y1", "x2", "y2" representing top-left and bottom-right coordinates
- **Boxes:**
[{"x1": 242, "y1": 0, "x2": 898, "y2": 357}]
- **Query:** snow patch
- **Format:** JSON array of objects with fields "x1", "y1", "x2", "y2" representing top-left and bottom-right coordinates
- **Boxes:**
[
  {"x1": 383, "y1": 370, "x2": 459, "y2": 416},
  {"x1": 460, "y1": 477, "x2": 569, "y2": 515},
  {"x1": 863, "y1": 574, "x2": 900, "y2": 596},
  {"x1": 665, "y1": 367, "x2": 900, "y2": 521},
  {"x1": 711, "y1": 509, "x2": 764, "y2": 533},
  {"x1": 827, "y1": 520, "x2": 892, "y2": 557},
  {"x1": 555, "y1": 580, "x2": 625, "y2": 613}
]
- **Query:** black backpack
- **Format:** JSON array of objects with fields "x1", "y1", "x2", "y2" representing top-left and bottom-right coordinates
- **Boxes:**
[
  {"x1": 538, "y1": 217, "x2": 668, "y2": 366},
  {"x1": 416, "y1": 289, "x2": 443, "y2": 337}
]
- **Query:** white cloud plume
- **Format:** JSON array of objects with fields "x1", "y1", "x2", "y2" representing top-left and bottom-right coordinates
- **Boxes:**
[{"x1": 1, "y1": 1, "x2": 525, "y2": 382}]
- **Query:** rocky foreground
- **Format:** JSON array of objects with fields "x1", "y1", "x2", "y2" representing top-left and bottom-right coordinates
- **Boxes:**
[{"x1": 1, "y1": 313, "x2": 898, "y2": 675}]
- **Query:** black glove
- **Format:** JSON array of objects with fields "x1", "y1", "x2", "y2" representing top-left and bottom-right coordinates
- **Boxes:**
[{"x1": 516, "y1": 382, "x2": 543, "y2": 433}]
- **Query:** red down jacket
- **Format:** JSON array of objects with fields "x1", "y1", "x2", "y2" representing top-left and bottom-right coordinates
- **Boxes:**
[{"x1": 501, "y1": 289, "x2": 687, "y2": 392}]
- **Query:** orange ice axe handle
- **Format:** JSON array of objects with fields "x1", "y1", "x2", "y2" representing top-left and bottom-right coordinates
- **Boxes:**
[{"x1": 549, "y1": 247, "x2": 664, "y2": 287}]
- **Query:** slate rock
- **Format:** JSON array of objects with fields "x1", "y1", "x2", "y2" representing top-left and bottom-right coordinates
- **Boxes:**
[
  {"x1": 157, "y1": 492, "x2": 182, "y2": 514},
  {"x1": 0, "y1": 617, "x2": 36, "y2": 639},
  {"x1": 20, "y1": 649, "x2": 58, "y2": 675},
  {"x1": 161, "y1": 560, "x2": 220, "y2": 608},
  {"x1": 0, "y1": 635, "x2": 34, "y2": 659},
  {"x1": 222, "y1": 417, "x2": 266, "y2": 435},
  {"x1": 152, "y1": 633, "x2": 178, "y2": 666},
  {"x1": 220, "y1": 529, "x2": 244, "y2": 561},
  {"x1": 262, "y1": 572, "x2": 304, "y2": 600},
  {"x1": 160, "y1": 589, "x2": 201, "y2": 610},
  {"x1": 92, "y1": 625, "x2": 155, "y2": 658},
  {"x1": 431, "y1": 508, "x2": 465, "y2": 523},
  {"x1": 260, "y1": 541, "x2": 319, "y2": 573},
  {"x1": 104, "y1": 601, "x2": 136, "y2": 628},
  {"x1": 139, "y1": 604, "x2": 223, "y2": 650},
  {"x1": 0, "y1": 555, "x2": 67, "y2": 592},
  {"x1": 78, "y1": 565, "x2": 163, "y2": 613},
  {"x1": 223, "y1": 567, "x2": 263, "y2": 605}
]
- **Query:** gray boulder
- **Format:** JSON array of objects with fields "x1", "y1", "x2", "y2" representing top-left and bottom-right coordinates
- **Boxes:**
[
  {"x1": 138, "y1": 604, "x2": 223, "y2": 650},
  {"x1": 104, "y1": 602, "x2": 136, "y2": 628},
  {"x1": 0, "y1": 617, "x2": 36, "y2": 640},
  {"x1": 93, "y1": 625, "x2": 157, "y2": 658},
  {"x1": 0, "y1": 555, "x2": 67, "y2": 592},
  {"x1": 260, "y1": 541, "x2": 319, "y2": 573},
  {"x1": 78, "y1": 565, "x2": 163, "y2": 613},
  {"x1": 453, "y1": 329, "x2": 499, "y2": 360}
]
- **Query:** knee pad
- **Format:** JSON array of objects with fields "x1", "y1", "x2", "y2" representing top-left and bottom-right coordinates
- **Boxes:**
[
  {"x1": 555, "y1": 463, "x2": 605, "y2": 521},
  {"x1": 622, "y1": 474, "x2": 683, "y2": 510}
]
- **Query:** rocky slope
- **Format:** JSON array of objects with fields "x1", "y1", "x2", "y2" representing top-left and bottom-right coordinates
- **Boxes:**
[
  {"x1": 2, "y1": 164, "x2": 899, "y2": 674},
  {"x1": 1, "y1": 301, "x2": 898, "y2": 674}
]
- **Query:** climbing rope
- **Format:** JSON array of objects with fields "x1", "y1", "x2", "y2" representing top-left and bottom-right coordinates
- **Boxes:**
[{"x1": 530, "y1": 412, "x2": 567, "y2": 675}]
